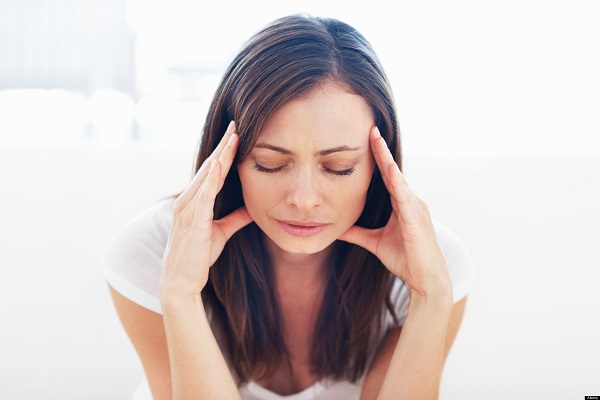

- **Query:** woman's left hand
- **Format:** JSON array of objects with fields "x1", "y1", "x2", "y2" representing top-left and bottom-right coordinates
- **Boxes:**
[{"x1": 339, "y1": 126, "x2": 452, "y2": 300}]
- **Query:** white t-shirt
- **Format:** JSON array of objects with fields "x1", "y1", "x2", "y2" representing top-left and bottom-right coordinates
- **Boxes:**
[{"x1": 100, "y1": 196, "x2": 477, "y2": 400}]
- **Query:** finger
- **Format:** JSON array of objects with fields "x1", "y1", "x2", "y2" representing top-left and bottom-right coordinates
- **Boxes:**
[
  {"x1": 193, "y1": 159, "x2": 222, "y2": 222},
  {"x1": 369, "y1": 127, "x2": 400, "y2": 218},
  {"x1": 188, "y1": 121, "x2": 236, "y2": 199},
  {"x1": 387, "y1": 165, "x2": 418, "y2": 225},
  {"x1": 214, "y1": 206, "x2": 253, "y2": 241},
  {"x1": 370, "y1": 126, "x2": 400, "y2": 194},
  {"x1": 208, "y1": 120, "x2": 237, "y2": 166},
  {"x1": 216, "y1": 132, "x2": 239, "y2": 193},
  {"x1": 370, "y1": 127, "x2": 419, "y2": 226},
  {"x1": 177, "y1": 121, "x2": 236, "y2": 206},
  {"x1": 338, "y1": 225, "x2": 382, "y2": 256},
  {"x1": 370, "y1": 126, "x2": 402, "y2": 205}
]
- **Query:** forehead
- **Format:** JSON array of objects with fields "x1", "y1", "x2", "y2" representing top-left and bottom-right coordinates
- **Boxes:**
[{"x1": 257, "y1": 83, "x2": 374, "y2": 147}]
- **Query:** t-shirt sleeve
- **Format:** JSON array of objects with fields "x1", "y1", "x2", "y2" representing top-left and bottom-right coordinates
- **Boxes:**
[
  {"x1": 387, "y1": 217, "x2": 477, "y2": 327},
  {"x1": 99, "y1": 198, "x2": 175, "y2": 315},
  {"x1": 433, "y1": 218, "x2": 478, "y2": 304}
]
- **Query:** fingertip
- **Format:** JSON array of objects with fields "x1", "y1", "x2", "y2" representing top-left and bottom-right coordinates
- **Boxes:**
[
  {"x1": 229, "y1": 121, "x2": 238, "y2": 137},
  {"x1": 227, "y1": 120, "x2": 235, "y2": 133},
  {"x1": 373, "y1": 126, "x2": 381, "y2": 138},
  {"x1": 370, "y1": 127, "x2": 387, "y2": 151},
  {"x1": 226, "y1": 131, "x2": 237, "y2": 146},
  {"x1": 369, "y1": 126, "x2": 379, "y2": 142}
]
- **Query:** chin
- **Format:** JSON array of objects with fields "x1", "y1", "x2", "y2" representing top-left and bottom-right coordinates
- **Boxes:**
[{"x1": 267, "y1": 235, "x2": 336, "y2": 255}]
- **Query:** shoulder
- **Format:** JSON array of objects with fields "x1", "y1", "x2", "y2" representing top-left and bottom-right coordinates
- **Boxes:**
[
  {"x1": 102, "y1": 196, "x2": 176, "y2": 263},
  {"x1": 99, "y1": 196, "x2": 177, "y2": 314},
  {"x1": 430, "y1": 217, "x2": 477, "y2": 303}
]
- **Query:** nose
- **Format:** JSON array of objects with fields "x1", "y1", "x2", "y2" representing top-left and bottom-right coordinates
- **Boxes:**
[{"x1": 286, "y1": 168, "x2": 323, "y2": 211}]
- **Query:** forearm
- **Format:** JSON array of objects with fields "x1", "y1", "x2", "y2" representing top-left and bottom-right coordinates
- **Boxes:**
[
  {"x1": 377, "y1": 292, "x2": 453, "y2": 400},
  {"x1": 161, "y1": 294, "x2": 241, "y2": 400}
]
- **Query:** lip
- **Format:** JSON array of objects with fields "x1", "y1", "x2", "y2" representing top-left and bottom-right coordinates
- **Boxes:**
[{"x1": 276, "y1": 220, "x2": 330, "y2": 237}]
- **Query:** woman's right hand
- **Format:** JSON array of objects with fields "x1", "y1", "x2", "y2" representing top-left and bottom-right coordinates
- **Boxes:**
[{"x1": 159, "y1": 121, "x2": 253, "y2": 300}]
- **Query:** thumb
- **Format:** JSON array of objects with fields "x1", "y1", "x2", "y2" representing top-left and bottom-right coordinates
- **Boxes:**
[
  {"x1": 338, "y1": 225, "x2": 382, "y2": 256},
  {"x1": 216, "y1": 206, "x2": 253, "y2": 241}
]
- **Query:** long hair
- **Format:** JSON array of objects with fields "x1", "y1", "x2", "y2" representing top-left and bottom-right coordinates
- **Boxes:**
[{"x1": 171, "y1": 14, "x2": 403, "y2": 383}]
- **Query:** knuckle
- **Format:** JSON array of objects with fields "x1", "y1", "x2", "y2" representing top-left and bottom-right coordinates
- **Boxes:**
[
  {"x1": 198, "y1": 187, "x2": 215, "y2": 205},
  {"x1": 418, "y1": 198, "x2": 428, "y2": 209},
  {"x1": 179, "y1": 209, "x2": 195, "y2": 225},
  {"x1": 172, "y1": 197, "x2": 187, "y2": 213}
]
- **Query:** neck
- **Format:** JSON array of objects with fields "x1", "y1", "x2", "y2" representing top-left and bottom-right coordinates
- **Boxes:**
[{"x1": 265, "y1": 237, "x2": 333, "y2": 298}]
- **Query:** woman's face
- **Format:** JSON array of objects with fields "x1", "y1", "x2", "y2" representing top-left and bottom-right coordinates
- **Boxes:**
[{"x1": 237, "y1": 82, "x2": 376, "y2": 255}]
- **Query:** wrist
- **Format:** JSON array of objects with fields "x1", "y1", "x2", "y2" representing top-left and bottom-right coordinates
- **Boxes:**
[
  {"x1": 159, "y1": 288, "x2": 204, "y2": 310},
  {"x1": 408, "y1": 282, "x2": 453, "y2": 312},
  {"x1": 408, "y1": 269, "x2": 453, "y2": 303}
]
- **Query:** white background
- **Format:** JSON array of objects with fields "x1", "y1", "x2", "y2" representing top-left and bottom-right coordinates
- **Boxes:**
[{"x1": 1, "y1": 0, "x2": 599, "y2": 399}]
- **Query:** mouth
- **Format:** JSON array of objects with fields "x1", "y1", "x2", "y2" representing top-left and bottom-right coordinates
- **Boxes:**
[{"x1": 276, "y1": 220, "x2": 331, "y2": 237}]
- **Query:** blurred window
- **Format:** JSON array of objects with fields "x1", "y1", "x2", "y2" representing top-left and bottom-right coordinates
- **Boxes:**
[{"x1": 1, "y1": 1, "x2": 598, "y2": 156}]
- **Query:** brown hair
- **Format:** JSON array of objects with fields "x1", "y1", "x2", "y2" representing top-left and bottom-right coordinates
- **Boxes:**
[{"x1": 172, "y1": 14, "x2": 403, "y2": 384}]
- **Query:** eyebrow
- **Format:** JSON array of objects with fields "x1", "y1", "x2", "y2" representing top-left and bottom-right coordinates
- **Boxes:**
[{"x1": 254, "y1": 143, "x2": 362, "y2": 156}]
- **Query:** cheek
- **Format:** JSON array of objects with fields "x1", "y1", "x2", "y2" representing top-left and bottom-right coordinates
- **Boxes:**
[
  {"x1": 238, "y1": 166, "x2": 280, "y2": 210},
  {"x1": 329, "y1": 172, "x2": 374, "y2": 216},
  {"x1": 238, "y1": 168, "x2": 258, "y2": 206}
]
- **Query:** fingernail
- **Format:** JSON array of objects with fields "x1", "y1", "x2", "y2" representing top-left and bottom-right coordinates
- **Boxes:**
[
  {"x1": 210, "y1": 159, "x2": 217, "y2": 171},
  {"x1": 374, "y1": 126, "x2": 381, "y2": 138},
  {"x1": 227, "y1": 133, "x2": 236, "y2": 146},
  {"x1": 226, "y1": 120, "x2": 235, "y2": 133}
]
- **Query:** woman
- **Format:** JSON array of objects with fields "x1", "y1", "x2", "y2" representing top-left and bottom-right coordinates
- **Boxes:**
[{"x1": 101, "y1": 14, "x2": 476, "y2": 399}]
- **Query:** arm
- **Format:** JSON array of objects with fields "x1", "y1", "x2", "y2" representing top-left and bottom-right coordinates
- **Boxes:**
[
  {"x1": 377, "y1": 292, "x2": 452, "y2": 399},
  {"x1": 157, "y1": 121, "x2": 251, "y2": 399},
  {"x1": 108, "y1": 285, "x2": 172, "y2": 400},
  {"x1": 361, "y1": 297, "x2": 467, "y2": 400},
  {"x1": 107, "y1": 283, "x2": 241, "y2": 400},
  {"x1": 340, "y1": 126, "x2": 463, "y2": 399},
  {"x1": 160, "y1": 122, "x2": 252, "y2": 400},
  {"x1": 161, "y1": 293, "x2": 240, "y2": 400}
]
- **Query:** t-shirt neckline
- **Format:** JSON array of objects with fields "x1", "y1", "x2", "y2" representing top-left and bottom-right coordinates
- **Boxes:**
[{"x1": 244, "y1": 379, "x2": 329, "y2": 400}]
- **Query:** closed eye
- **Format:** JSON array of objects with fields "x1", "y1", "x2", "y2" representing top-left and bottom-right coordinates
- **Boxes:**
[
  {"x1": 324, "y1": 166, "x2": 355, "y2": 176},
  {"x1": 254, "y1": 163, "x2": 355, "y2": 176},
  {"x1": 254, "y1": 163, "x2": 285, "y2": 173}
]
